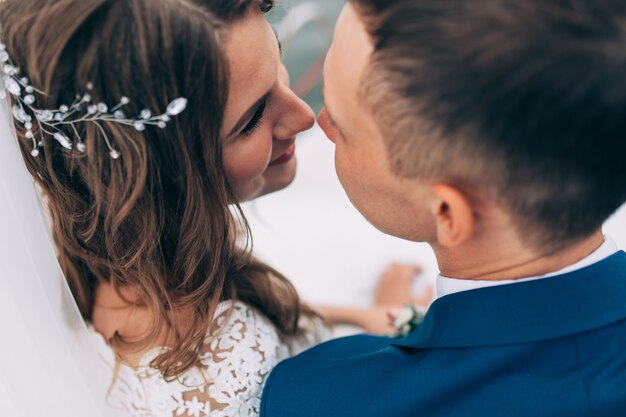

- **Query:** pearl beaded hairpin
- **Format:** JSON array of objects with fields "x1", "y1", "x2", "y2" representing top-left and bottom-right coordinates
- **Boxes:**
[{"x1": 0, "y1": 42, "x2": 188, "y2": 159}]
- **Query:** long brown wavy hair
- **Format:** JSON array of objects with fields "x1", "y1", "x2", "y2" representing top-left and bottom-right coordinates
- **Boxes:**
[{"x1": 0, "y1": 0, "x2": 315, "y2": 379}]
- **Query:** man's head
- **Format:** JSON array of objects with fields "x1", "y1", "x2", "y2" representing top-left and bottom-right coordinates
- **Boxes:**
[{"x1": 319, "y1": 0, "x2": 626, "y2": 254}]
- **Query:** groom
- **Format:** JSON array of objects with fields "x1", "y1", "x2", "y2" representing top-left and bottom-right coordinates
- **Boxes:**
[{"x1": 261, "y1": 0, "x2": 626, "y2": 416}]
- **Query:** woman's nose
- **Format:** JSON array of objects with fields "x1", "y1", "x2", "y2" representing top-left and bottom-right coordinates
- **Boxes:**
[{"x1": 273, "y1": 90, "x2": 316, "y2": 140}]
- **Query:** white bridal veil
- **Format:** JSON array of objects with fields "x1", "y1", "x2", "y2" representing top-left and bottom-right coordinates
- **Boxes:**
[{"x1": 0, "y1": 105, "x2": 122, "y2": 417}]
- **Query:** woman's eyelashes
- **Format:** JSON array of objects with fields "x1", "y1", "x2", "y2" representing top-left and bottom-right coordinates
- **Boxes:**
[{"x1": 241, "y1": 99, "x2": 267, "y2": 136}]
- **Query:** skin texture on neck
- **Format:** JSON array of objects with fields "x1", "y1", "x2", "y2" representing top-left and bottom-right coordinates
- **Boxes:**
[
  {"x1": 423, "y1": 183, "x2": 608, "y2": 281},
  {"x1": 433, "y1": 229, "x2": 605, "y2": 281},
  {"x1": 424, "y1": 183, "x2": 607, "y2": 281}
]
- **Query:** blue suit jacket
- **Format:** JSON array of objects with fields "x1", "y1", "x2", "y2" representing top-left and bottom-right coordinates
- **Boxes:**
[{"x1": 261, "y1": 251, "x2": 626, "y2": 417}]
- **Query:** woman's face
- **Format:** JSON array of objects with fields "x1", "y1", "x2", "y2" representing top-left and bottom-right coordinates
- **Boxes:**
[{"x1": 221, "y1": 8, "x2": 315, "y2": 202}]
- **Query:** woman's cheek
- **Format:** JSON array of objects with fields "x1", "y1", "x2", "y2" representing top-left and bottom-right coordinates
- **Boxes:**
[{"x1": 223, "y1": 138, "x2": 272, "y2": 198}]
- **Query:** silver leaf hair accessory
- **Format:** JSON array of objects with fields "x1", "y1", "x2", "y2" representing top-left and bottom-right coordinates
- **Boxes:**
[{"x1": 0, "y1": 42, "x2": 188, "y2": 159}]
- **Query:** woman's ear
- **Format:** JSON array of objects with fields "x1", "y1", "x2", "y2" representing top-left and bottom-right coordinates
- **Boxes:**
[{"x1": 430, "y1": 184, "x2": 475, "y2": 248}]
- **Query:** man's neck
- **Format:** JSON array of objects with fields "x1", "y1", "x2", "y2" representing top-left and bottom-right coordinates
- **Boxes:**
[{"x1": 433, "y1": 229, "x2": 605, "y2": 281}]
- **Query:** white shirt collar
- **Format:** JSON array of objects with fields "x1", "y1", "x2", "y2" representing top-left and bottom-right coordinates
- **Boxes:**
[{"x1": 436, "y1": 236, "x2": 619, "y2": 299}]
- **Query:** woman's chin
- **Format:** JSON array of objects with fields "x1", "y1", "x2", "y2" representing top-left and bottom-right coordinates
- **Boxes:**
[
  {"x1": 258, "y1": 157, "x2": 298, "y2": 197},
  {"x1": 233, "y1": 158, "x2": 297, "y2": 202}
]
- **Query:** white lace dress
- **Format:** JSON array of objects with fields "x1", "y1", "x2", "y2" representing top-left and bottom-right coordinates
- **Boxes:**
[{"x1": 91, "y1": 301, "x2": 324, "y2": 417}]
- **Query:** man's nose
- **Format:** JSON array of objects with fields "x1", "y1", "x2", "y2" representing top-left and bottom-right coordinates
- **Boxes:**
[{"x1": 317, "y1": 107, "x2": 337, "y2": 144}]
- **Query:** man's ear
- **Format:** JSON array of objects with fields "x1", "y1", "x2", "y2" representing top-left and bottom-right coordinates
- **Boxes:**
[{"x1": 430, "y1": 184, "x2": 475, "y2": 248}]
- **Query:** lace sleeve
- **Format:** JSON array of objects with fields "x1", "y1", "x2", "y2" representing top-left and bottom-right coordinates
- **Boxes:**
[{"x1": 105, "y1": 302, "x2": 298, "y2": 417}]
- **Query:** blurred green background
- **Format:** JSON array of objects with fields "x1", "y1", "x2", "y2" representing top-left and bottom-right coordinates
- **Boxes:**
[{"x1": 268, "y1": 0, "x2": 344, "y2": 113}]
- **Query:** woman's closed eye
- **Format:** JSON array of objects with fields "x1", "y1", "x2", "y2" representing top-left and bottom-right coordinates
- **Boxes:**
[{"x1": 241, "y1": 98, "x2": 267, "y2": 136}]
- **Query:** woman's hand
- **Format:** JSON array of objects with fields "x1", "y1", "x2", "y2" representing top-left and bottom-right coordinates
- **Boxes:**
[
  {"x1": 375, "y1": 263, "x2": 430, "y2": 307},
  {"x1": 317, "y1": 263, "x2": 434, "y2": 335}
]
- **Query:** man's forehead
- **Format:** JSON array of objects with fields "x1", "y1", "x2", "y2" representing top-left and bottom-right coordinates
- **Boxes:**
[
  {"x1": 334, "y1": 5, "x2": 372, "y2": 74},
  {"x1": 326, "y1": 5, "x2": 373, "y2": 111}
]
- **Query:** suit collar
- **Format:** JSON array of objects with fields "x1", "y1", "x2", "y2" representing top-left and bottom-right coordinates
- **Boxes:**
[{"x1": 393, "y1": 251, "x2": 626, "y2": 349}]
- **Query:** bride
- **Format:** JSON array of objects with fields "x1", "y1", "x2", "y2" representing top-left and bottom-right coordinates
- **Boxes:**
[{"x1": 0, "y1": 0, "x2": 425, "y2": 416}]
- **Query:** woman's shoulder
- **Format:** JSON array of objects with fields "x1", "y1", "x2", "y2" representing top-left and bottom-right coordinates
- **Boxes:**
[
  {"x1": 119, "y1": 299, "x2": 295, "y2": 372},
  {"x1": 98, "y1": 300, "x2": 295, "y2": 417},
  {"x1": 200, "y1": 300, "x2": 294, "y2": 365}
]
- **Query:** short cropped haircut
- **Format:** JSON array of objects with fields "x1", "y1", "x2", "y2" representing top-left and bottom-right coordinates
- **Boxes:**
[{"x1": 350, "y1": 0, "x2": 626, "y2": 251}]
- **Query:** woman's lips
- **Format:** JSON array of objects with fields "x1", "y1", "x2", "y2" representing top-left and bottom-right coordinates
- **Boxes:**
[{"x1": 268, "y1": 143, "x2": 296, "y2": 167}]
